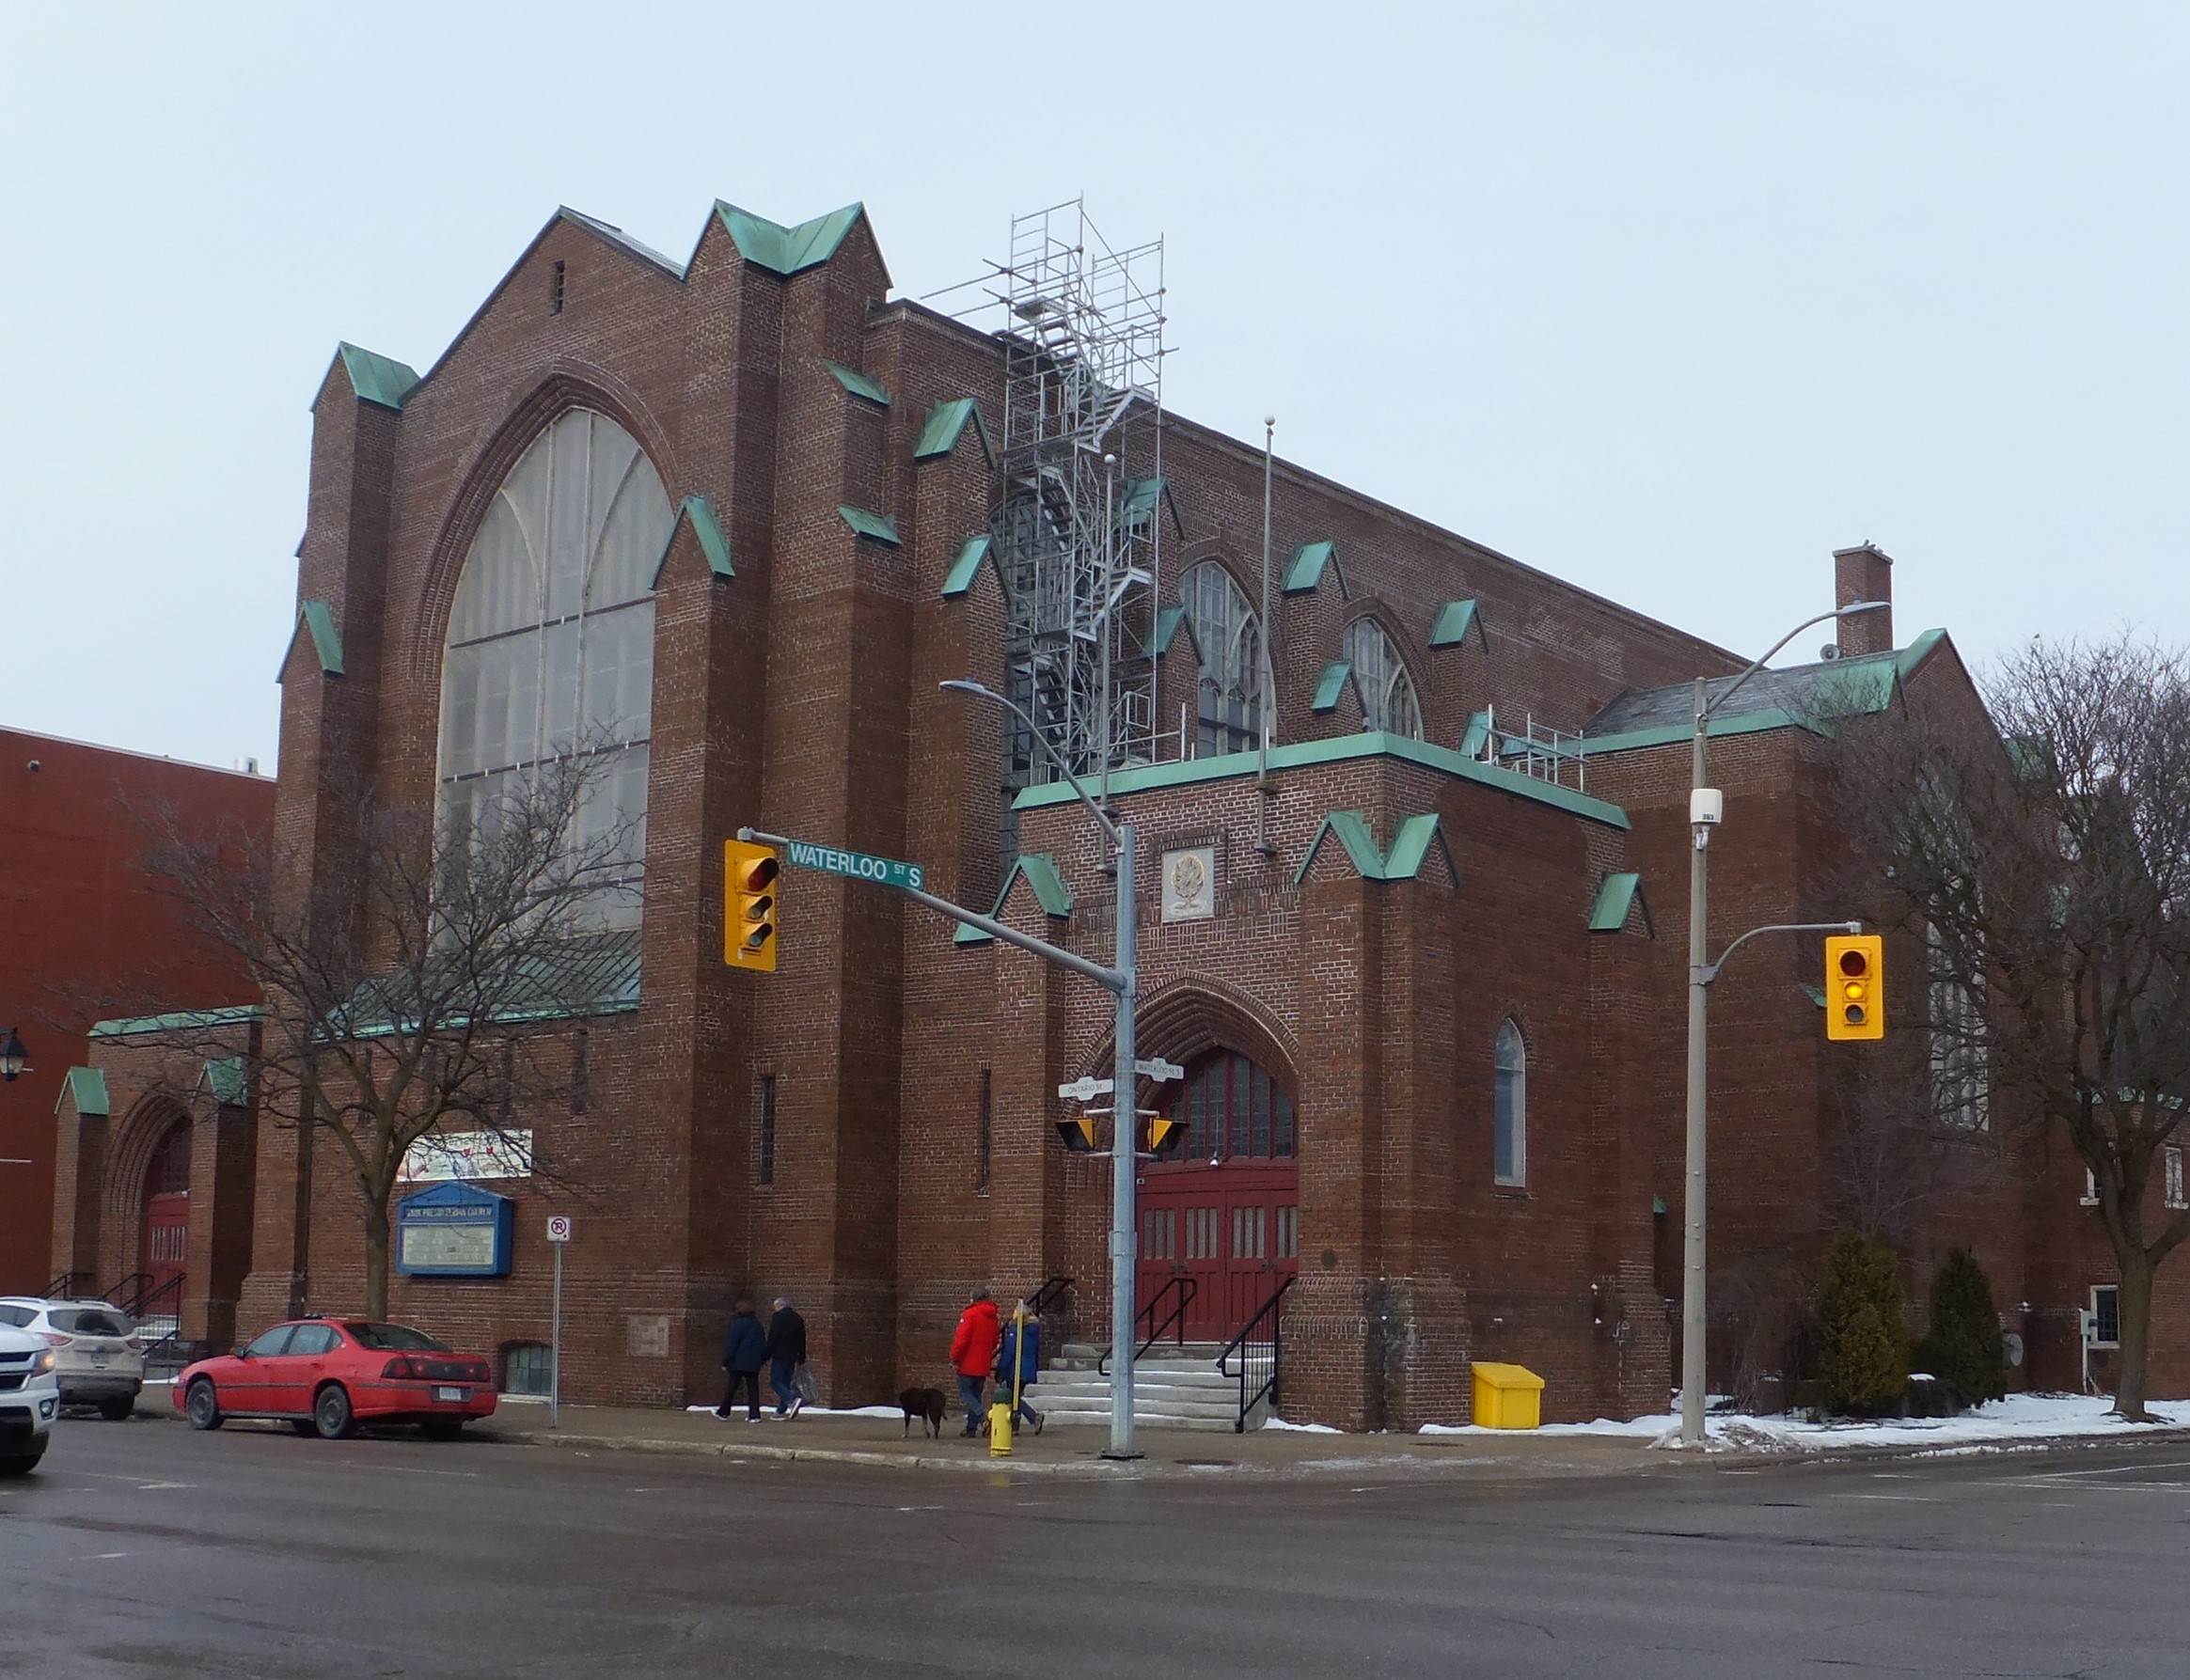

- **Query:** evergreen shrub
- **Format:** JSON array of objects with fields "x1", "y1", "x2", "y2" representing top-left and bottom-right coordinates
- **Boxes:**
[
  {"x1": 1815, "y1": 1230, "x2": 1908, "y2": 1415},
  {"x1": 1912, "y1": 1248, "x2": 2007, "y2": 1411}
]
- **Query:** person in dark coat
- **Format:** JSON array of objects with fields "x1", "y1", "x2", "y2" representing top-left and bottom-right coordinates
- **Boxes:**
[
  {"x1": 996, "y1": 1302, "x2": 1043, "y2": 1433},
  {"x1": 764, "y1": 1295, "x2": 808, "y2": 1420},
  {"x1": 717, "y1": 1299, "x2": 766, "y2": 1421},
  {"x1": 948, "y1": 1288, "x2": 1000, "y2": 1437}
]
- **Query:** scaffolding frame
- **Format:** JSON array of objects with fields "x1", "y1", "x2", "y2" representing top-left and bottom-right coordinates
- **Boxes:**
[{"x1": 933, "y1": 200, "x2": 1168, "y2": 810}]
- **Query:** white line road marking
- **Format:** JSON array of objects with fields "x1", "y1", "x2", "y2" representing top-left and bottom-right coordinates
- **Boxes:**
[{"x1": 1837, "y1": 1493, "x2": 1936, "y2": 1502}]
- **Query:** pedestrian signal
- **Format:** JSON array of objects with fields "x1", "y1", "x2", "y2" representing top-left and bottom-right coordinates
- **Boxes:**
[
  {"x1": 1141, "y1": 1113, "x2": 1188, "y2": 1158},
  {"x1": 725, "y1": 839, "x2": 780, "y2": 972},
  {"x1": 1824, "y1": 934, "x2": 1883, "y2": 1041},
  {"x1": 1056, "y1": 1115, "x2": 1100, "y2": 1154}
]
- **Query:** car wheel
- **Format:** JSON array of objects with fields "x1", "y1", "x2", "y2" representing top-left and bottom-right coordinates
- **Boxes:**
[
  {"x1": 419, "y1": 1418, "x2": 465, "y2": 1441},
  {"x1": 99, "y1": 1396, "x2": 134, "y2": 1422},
  {"x1": 312, "y1": 1383, "x2": 355, "y2": 1440},
  {"x1": 184, "y1": 1378, "x2": 224, "y2": 1431},
  {"x1": 0, "y1": 1440, "x2": 46, "y2": 1477}
]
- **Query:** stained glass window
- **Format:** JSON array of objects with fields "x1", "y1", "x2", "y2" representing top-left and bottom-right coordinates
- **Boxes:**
[{"x1": 1344, "y1": 619, "x2": 1423, "y2": 739}]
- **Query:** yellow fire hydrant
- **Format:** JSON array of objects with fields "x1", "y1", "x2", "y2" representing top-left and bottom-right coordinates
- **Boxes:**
[{"x1": 989, "y1": 1302, "x2": 1029, "y2": 1457}]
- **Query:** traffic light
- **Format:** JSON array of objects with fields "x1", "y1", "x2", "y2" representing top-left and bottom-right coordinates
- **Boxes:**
[
  {"x1": 724, "y1": 839, "x2": 780, "y2": 972},
  {"x1": 1141, "y1": 1113, "x2": 1188, "y2": 1158},
  {"x1": 1056, "y1": 1114, "x2": 1100, "y2": 1153},
  {"x1": 1824, "y1": 934, "x2": 1884, "y2": 1041}
]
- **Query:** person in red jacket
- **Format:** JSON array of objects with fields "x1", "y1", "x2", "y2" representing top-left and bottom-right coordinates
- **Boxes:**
[{"x1": 948, "y1": 1288, "x2": 1001, "y2": 1437}]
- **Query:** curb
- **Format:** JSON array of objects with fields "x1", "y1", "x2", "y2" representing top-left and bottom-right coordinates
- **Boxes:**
[{"x1": 504, "y1": 1430, "x2": 1142, "y2": 1476}]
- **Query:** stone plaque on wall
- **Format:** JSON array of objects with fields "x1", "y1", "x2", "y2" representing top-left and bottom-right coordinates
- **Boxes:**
[
  {"x1": 1160, "y1": 845, "x2": 1216, "y2": 921},
  {"x1": 626, "y1": 1313, "x2": 670, "y2": 1358}
]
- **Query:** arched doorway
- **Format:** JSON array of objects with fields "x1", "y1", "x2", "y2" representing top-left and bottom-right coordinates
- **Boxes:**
[
  {"x1": 1136, "y1": 1050, "x2": 1300, "y2": 1342},
  {"x1": 139, "y1": 1119, "x2": 191, "y2": 1306}
]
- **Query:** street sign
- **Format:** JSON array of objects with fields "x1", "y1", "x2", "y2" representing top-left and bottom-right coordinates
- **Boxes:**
[
  {"x1": 546, "y1": 1215, "x2": 573, "y2": 1244},
  {"x1": 1058, "y1": 1060, "x2": 1183, "y2": 1103},
  {"x1": 782, "y1": 839, "x2": 924, "y2": 893}
]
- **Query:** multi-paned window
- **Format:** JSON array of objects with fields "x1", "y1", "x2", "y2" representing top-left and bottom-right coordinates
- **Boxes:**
[
  {"x1": 2168, "y1": 1148, "x2": 2186, "y2": 1211},
  {"x1": 2089, "y1": 1284, "x2": 2120, "y2": 1348},
  {"x1": 436, "y1": 408, "x2": 673, "y2": 930},
  {"x1": 757, "y1": 1074, "x2": 777, "y2": 1186},
  {"x1": 1494, "y1": 1020, "x2": 1527, "y2": 1185},
  {"x1": 976, "y1": 1069, "x2": 992, "y2": 1194},
  {"x1": 1927, "y1": 924, "x2": 1989, "y2": 1129},
  {"x1": 1181, "y1": 562, "x2": 1268, "y2": 757},
  {"x1": 1170, "y1": 1051, "x2": 1297, "y2": 1162},
  {"x1": 1344, "y1": 619, "x2": 1423, "y2": 739}
]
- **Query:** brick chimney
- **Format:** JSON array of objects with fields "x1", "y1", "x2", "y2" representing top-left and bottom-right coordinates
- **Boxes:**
[{"x1": 1832, "y1": 542, "x2": 1894, "y2": 658}]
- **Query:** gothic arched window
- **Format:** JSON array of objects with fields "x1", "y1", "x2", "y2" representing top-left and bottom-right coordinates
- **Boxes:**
[
  {"x1": 1494, "y1": 1019, "x2": 1527, "y2": 1185},
  {"x1": 1167, "y1": 1049, "x2": 1297, "y2": 1162},
  {"x1": 436, "y1": 409, "x2": 672, "y2": 929},
  {"x1": 1344, "y1": 619, "x2": 1423, "y2": 738},
  {"x1": 1182, "y1": 562, "x2": 1268, "y2": 758}
]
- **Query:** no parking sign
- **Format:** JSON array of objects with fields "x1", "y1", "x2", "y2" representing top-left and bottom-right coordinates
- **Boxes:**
[{"x1": 546, "y1": 1215, "x2": 573, "y2": 1243}]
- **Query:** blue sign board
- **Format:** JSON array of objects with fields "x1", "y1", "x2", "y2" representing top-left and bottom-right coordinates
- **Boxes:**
[{"x1": 395, "y1": 1181, "x2": 513, "y2": 1278}]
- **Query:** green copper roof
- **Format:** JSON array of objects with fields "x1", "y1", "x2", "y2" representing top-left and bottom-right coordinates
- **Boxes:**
[
  {"x1": 914, "y1": 398, "x2": 993, "y2": 463},
  {"x1": 1117, "y1": 478, "x2": 1171, "y2": 532},
  {"x1": 824, "y1": 359, "x2": 890, "y2": 406},
  {"x1": 197, "y1": 1057, "x2": 248, "y2": 1107},
  {"x1": 1015, "y1": 730, "x2": 1631, "y2": 831},
  {"x1": 56, "y1": 1066, "x2": 109, "y2": 1118},
  {"x1": 837, "y1": 506, "x2": 902, "y2": 547},
  {"x1": 1430, "y1": 599, "x2": 1482, "y2": 648},
  {"x1": 279, "y1": 599, "x2": 344, "y2": 681},
  {"x1": 716, "y1": 202, "x2": 865, "y2": 277},
  {"x1": 955, "y1": 851, "x2": 1072, "y2": 943},
  {"x1": 1311, "y1": 660, "x2": 1352, "y2": 714},
  {"x1": 90, "y1": 1005, "x2": 262, "y2": 1040},
  {"x1": 1588, "y1": 871, "x2": 1647, "y2": 934},
  {"x1": 1284, "y1": 542, "x2": 1337, "y2": 593},
  {"x1": 336, "y1": 342, "x2": 420, "y2": 411},
  {"x1": 1148, "y1": 604, "x2": 1187, "y2": 658},
  {"x1": 940, "y1": 534, "x2": 993, "y2": 598},
  {"x1": 653, "y1": 495, "x2": 733, "y2": 586},
  {"x1": 1295, "y1": 811, "x2": 1453, "y2": 886},
  {"x1": 1458, "y1": 712, "x2": 1492, "y2": 757}
]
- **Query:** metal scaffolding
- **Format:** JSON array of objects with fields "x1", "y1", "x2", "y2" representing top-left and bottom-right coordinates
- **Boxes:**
[{"x1": 935, "y1": 200, "x2": 1168, "y2": 810}]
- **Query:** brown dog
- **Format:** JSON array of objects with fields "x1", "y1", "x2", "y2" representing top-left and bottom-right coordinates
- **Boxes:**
[{"x1": 899, "y1": 1387, "x2": 948, "y2": 1439}]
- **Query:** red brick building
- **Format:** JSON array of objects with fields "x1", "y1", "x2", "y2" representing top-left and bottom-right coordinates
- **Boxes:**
[
  {"x1": 56, "y1": 199, "x2": 2178, "y2": 1422},
  {"x1": 0, "y1": 730, "x2": 272, "y2": 1297}
]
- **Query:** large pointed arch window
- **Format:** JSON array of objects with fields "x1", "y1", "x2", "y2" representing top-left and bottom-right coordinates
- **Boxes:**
[
  {"x1": 1182, "y1": 562, "x2": 1268, "y2": 757},
  {"x1": 436, "y1": 409, "x2": 672, "y2": 930},
  {"x1": 1167, "y1": 1049, "x2": 1297, "y2": 1162},
  {"x1": 1345, "y1": 619, "x2": 1423, "y2": 738}
]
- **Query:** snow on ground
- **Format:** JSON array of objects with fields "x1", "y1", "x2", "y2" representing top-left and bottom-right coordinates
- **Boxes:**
[
  {"x1": 684, "y1": 1404, "x2": 905, "y2": 1420},
  {"x1": 1259, "y1": 1417, "x2": 1343, "y2": 1434},
  {"x1": 1419, "y1": 1392, "x2": 2190, "y2": 1452}
]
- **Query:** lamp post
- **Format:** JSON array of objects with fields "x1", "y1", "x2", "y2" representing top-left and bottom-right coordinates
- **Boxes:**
[
  {"x1": 1678, "y1": 602, "x2": 1888, "y2": 1448},
  {"x1": 941, "y1": 680, "x2": 1142, "y2": 1460}
]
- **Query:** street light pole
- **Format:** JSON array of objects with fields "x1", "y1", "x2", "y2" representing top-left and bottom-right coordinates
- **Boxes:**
[
  {"x1": 1678, "y1": 602, "x2": 1888, "y2": 1447},
  {"x1": 940, "y1": 680, "x2": 1142, "y2": 1460}
]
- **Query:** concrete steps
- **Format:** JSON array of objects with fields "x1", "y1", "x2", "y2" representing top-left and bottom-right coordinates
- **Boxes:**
[{"x1": 1027, "y1": 1344, "x2": 1253, "y2": 1432}]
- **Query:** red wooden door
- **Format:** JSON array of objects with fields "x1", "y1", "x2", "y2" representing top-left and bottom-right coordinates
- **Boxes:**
[
  {"x1": 140, "y1": 1121, "x2": 192, "y2": 1300},
  {"x1": 1137, "y1": 1167, "x2": 1299, "y2": 1342}
]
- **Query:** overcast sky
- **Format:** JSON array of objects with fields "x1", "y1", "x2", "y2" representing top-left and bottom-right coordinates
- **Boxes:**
[{"x1": 4, "y1": 4, "x2": 2184, "y2": 772}]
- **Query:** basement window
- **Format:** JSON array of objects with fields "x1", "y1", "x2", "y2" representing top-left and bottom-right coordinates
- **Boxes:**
[
  {"x1": 2088, "y1": 1285, "x2": 2120, "y2": 1349},
  {"x1": 504, "y1": 1342, "x2": 553, "y2": 1395}
]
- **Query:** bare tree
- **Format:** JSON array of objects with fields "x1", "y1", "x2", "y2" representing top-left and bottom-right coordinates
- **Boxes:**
[
  {"x1": 1836, "y1": 636, "x2": 2190, "y2": 1419},
  {"x1": 136, "y1": 752, "x2": 634, "y2": 1320}
]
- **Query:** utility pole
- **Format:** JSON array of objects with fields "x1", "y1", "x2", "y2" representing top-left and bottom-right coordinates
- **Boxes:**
[{"x1": 1678, "y1": 601, "x2": 1888, "y2": 1447}]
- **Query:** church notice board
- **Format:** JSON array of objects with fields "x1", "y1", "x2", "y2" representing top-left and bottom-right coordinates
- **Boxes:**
[{"x1": 394, "y1": 1181, "x2": 515, "y2": 1278}]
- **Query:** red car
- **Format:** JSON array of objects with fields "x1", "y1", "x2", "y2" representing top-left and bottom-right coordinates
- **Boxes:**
[{"x1": 174, "y1": 1319, "x2": 498, "y2": 1440}]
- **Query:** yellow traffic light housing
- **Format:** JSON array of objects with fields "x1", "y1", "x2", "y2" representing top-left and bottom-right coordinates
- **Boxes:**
[
  {"x1": 724, "y1": 839, "x2": 780, "y2": 972},
  {"x1": 1824, "y1": 934, "x2": 1883, "y2": 1041},
  {"x1": 1142, "y1": 1113, "x2": 1188, "y2": 1158},
  {"x1": 1056, "y1": 1115, "x2": 1100, "y2": 1154}
]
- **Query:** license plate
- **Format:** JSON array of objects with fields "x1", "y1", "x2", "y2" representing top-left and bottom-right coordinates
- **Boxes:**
[{"x1": 433, "y1": 1386, "x2": 466, "y2": 1402}]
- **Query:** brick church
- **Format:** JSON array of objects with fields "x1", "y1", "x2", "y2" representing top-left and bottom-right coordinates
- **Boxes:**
[{"x1": 54, "y1": 196, "x2": 2173, "y2": 1426}]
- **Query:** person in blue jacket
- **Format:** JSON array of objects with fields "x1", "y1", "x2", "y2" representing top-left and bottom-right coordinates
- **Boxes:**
[
  {"x1": 995, "y1": 1303, "x2": 1044, "y2": 1434},
  {"x1": 716, "y1": 1299, "x2": 767, "y2": 1421}
]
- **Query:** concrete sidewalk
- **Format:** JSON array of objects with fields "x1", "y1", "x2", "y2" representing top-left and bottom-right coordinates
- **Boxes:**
[{"x1": 473, "y1": 1399, "x2": 1662, "y2": 1480}]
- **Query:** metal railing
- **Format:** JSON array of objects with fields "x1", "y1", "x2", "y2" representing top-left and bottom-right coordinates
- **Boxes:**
[
  {"x1": 1097, "y1": 1275, "x2": 1197, "y2": 1376},
  {"x1": 42, "y1": 1269, "x2": 86, "y2": 1299},
  {"x1": 1025, "y1": 1276, "x2": 1074, "y2": 1320},
  {"x1": 100, "y1": 1272, "x2": 156, "y2": 1316},
  {"x1": 130, "y1": 1274, "x2": 188, "y2": 1369},
  {"x1": 1217, "y1": 1275, "x2": 1295, "y2": 1433}
]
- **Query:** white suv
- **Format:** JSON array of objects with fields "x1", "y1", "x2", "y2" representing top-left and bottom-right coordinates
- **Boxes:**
[
  {"x1": 0, "y1": 1299, "x2": 145, "y2": 1421},
  {"x1": 0, "y1": 1324, "x2": 60, "y2": 1475}
]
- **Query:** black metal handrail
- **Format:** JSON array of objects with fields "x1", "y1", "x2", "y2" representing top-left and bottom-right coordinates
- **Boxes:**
[
  {"x1": 1217, "y1": 1274, "x2": 1296, "y2": 1432},
  {"x1": 1097, "y1": 1275, "x2": 1197, "y2": 1375},
  {"x1": 130, "y1": 1274, "x2": 188, "y2": 1367},
  {"x1": 101, "y1": 1272, "x2": 155, "y2": 1316},
  {"x1": 42, "y1": 1269, "x2": 86, "y2": 1299},
  {"x1": 1025, "y1": 1276, "x2": 1074, "y2": 1320}
]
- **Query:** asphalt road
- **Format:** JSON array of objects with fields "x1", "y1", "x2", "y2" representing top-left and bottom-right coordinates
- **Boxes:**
[{"x1": 5, "y1": 1418, "x2": 2190, "y2": 1678}]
